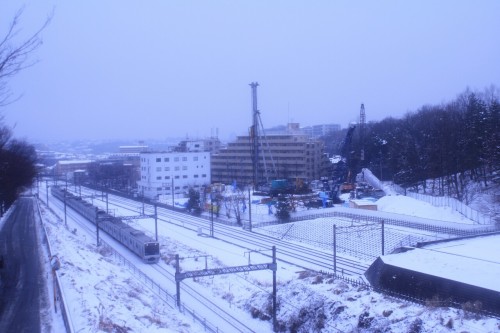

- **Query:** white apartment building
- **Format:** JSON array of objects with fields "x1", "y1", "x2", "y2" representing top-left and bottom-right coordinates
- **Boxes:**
[{"x1": 137, "y1": 151, "x2": 211, "y2": 199}]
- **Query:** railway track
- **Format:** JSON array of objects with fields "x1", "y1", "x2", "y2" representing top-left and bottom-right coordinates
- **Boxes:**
[
  {"x1": 76, "y1": 187, "x2": 370, "y2": 277},
  {"x1": 47, "y1": 190, "x2": 261, "y2": 332}
]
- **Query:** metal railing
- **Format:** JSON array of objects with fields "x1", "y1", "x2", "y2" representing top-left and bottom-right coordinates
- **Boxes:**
[{"x1": 35, "y1": 197, "x2": 75, "y2": 333}]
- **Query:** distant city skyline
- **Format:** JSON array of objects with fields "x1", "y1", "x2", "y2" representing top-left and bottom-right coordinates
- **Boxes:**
[{"x1": 1, "y1": 1, "x2": 499, "y2": 143}]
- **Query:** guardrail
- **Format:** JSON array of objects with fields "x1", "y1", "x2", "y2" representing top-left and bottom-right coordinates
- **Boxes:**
[{"x1": 35, "y1": 197, "x2": 75, "y2": 333}]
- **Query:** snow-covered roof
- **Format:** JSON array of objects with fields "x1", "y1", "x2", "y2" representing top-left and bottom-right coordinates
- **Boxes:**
[{"x1": 381, "y1": 234, "x2": 500, "y2": 292}]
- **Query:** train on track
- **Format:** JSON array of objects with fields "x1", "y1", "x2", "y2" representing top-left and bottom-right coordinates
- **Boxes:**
[{"x1": 51, "y1": 186, "x2": 160, "y2": 263}]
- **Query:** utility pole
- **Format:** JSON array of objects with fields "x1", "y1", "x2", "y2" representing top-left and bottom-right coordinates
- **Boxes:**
[
  {"x1": 46, "y1": 180, "x2": 49, "y2": 208},
  {"x1": 210, "y1": 193, "x2": 214, "y2": 237},
  {"x1": 154, "y1": 204, "x2": 158, "y2": 241},
  {"x1": 248, "y1": 187, "x2": 252, "y2": 232},
  {"x1": 95, "y1": 210, "x2": 100, "y2": 246},
  {"x1": 141, "y1": 188, "x2": 145, "y2": 214},
  {"x1": 171, "y1": 178, "x2": 174, "y2": 207},
  {"x1": 64, "y1": 190, "x2": 67, "y2": 227}
]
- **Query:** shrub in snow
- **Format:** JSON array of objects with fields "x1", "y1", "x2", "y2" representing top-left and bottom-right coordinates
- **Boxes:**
[
  {"x1": 357, "y1": 311, "x2": 374, "y2": 329},
  {"x1": 444, "y1": 317, "x2": 454, "y2": 329},
  {"x1": 275, "y1": 195, "x2": 291, "y2": 222},
  {"x1": 382, "y1": 309, "x2": 393, "y2": 317},
  {"x1": 407, "y1": 317, "x2": 423, "y2": 333},
  {"x1": 461, "y1": 300, "x2": 483, "y2": 320}
]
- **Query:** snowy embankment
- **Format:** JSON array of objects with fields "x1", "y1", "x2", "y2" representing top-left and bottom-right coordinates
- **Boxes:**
[
  {"x1": 38, "y1": 190, "x2": 500, "y2": 333},
  {"x1": 40, "y1": 203, "x2": 206, "y2": 333}
]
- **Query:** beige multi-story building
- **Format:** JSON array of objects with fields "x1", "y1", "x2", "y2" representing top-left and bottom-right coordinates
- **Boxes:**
[{"x1": 211, "y1": 131, "x2": 329, "y2": 187}]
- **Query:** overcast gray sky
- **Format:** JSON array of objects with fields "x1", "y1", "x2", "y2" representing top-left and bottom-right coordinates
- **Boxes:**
[{"x1": 1, "y1": 1, "x2": 499, "y2": 143}]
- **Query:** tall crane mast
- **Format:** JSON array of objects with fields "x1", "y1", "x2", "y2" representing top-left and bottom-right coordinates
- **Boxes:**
[
  {"x1": 250, "y1": 82, "x2": 260, "y2": 188},
  {"x1": 249, "y1": 82, "x2": 276, "y2": 190}
]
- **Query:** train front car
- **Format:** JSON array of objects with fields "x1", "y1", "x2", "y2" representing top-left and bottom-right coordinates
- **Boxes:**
[
  {"x1": 125, "y1": 229, "x2": 160, "y2": 264},
  {"x1": 143, "y1": 241, "x2": 160, "y2": 263}
]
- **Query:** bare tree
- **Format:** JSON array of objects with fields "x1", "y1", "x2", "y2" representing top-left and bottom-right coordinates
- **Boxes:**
[
  {"x1": 0, "y1": 7, "x2": 51, "y2": 213},
  {"x1": 0, "y1": 7, "x2": 52, "y2": 106}
]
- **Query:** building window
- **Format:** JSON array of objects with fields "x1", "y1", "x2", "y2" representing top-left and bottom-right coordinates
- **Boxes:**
[
  {"x1": 165, "y1": 176, "x2": 170, "y2": 179},
  {"x1": 164, "y1": 167, "x2": 170, "y2": 171},
  {"x1": 164, "y1": 157, "x2": 169, "y2": 162},
  {"x1": 183, "y1": 175, "x2": 188, "y2": 178},
  {"x1": 182, "y1": 166, "x2": 187, "y2": 170},
  {"x1": 175, "y1": 166, "x2": 180, "y2": 171},
  {"x1": 175, "y1": 175, "x2": 180, "y2": 179},
  {"x1": 174, "y1": 157, "x2": 179, "y2": 162},
  {"x1": 157, "y1": 187, "x2": 162, "y2": 190},
  {"x1": 193, "y1": 156, "x2": 198, "y2": 161},
  {"x1": 156, "y1": 158, "x2": 161, "y2": 162},
  {"x1": 182, "y1": 157, "x2": 187, "y2": 161},
  {"x1": 156, "y1": 176, "x2": 162, "y2": 180},
  {"x1": 156, "y1": 167, "x2": 162, "y2": 171},
  {"x1": 194, "y1": 175, "x2": 199, "y2": 178},
  {"x1": 202, "y1": 174, "x2": 207, "y2": 177}
]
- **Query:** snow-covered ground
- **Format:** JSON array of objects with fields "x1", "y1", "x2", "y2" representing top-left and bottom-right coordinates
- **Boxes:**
[{"x1": 34, "y1": 189, "x2": 500, "y2": 333}]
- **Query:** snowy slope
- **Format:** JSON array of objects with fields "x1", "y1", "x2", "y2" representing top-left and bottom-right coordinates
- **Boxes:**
[{"x1": 35, "y1": 191, "x2": 499, "y2": 333}]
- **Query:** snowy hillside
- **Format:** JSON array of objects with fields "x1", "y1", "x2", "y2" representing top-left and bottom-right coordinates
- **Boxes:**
[{"x1": 36, "y1": 193, "x2": 499, "y2": 333}]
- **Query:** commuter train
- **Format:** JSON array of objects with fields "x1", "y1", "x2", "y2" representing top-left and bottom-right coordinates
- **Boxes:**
[{"x1": 51, "y1": 186, "x2": 160, "y2": 263}]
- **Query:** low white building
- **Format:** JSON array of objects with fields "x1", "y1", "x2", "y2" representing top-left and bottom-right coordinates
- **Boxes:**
[{"x1": 137, "y1": 151, "x2": 211, "y2": 200}]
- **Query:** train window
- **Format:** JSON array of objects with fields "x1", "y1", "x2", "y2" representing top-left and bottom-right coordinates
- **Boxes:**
[{"x1": 145, "y1": 243, "x2": 159, "y2": 255}]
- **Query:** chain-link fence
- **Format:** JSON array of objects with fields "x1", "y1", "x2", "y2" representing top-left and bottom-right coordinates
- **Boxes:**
[{"x1": 255, "y1": 210, "x2": 498, "y2": 262}]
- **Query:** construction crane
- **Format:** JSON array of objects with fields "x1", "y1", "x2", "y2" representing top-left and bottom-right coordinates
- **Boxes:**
[{"x1": 249, "y1": 82, "x2": 277, "y2": 191}]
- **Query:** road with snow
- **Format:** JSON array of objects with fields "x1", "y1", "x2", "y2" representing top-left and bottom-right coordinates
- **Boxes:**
[{"x1": 0, "y1": 198, "x2": 44, "y2": 333}]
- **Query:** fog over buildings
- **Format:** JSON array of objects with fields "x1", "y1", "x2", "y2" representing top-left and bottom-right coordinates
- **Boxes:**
[{"x1": 1, "y1": 1, "x2": 499, "y2": 143}]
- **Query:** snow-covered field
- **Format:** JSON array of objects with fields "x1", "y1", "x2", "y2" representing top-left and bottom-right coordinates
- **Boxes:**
[{"x1": 36, "y1": 191, "x2": 499, "y2": 333}]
